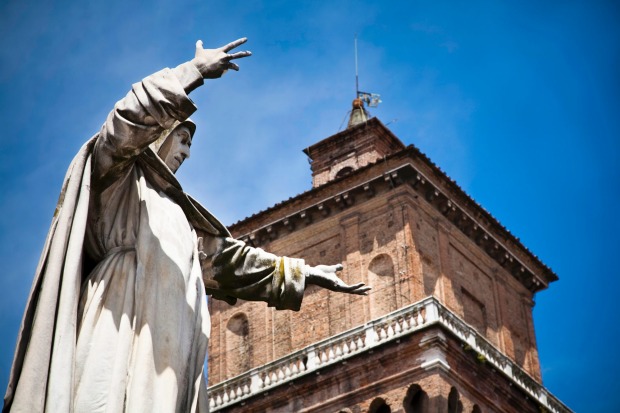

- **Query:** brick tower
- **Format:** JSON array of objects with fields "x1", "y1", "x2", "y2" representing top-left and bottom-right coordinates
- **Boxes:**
[{"x1": 206, "y1": 100, "x2": 572, "y2": 413}]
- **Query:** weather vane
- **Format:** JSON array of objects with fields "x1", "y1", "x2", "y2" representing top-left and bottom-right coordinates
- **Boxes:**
[{"x1": 355, "y1": 34, "x2": 382, "y2": 108}]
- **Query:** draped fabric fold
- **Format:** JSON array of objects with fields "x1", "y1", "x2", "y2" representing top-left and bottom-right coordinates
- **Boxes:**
[{"x1": 4, "y1": 138, "x2": 95, "y2": 413}]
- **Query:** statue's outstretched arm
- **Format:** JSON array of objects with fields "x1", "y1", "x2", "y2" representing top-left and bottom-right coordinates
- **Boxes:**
[{"x1": 198, "y1": 235, "x2": 370, "y2": 310}]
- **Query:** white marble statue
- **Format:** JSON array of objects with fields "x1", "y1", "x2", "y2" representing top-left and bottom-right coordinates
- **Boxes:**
[{"x1": 4, "y1": 38, "x2": 370, "y2": 413}]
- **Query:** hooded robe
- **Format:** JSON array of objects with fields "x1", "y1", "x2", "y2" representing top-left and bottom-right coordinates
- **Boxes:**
[{"x1": 4, "y1": 62, "x2": 306, "y2": 413}]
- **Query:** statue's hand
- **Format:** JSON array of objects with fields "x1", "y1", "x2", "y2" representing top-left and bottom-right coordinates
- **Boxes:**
[
  {"x1": 306, "y1": 264, "x2": 371, "y2": 295},
  {"x1": 192, "y1": 38, "x2": 252, "y2": 79}
]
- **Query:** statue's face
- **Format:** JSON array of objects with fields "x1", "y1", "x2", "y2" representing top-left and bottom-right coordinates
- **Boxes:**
[{"x1": 161, "y1": 125, "x2": 192, "y2": 173}]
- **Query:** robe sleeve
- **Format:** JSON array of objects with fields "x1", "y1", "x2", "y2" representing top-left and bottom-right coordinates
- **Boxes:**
[
  {"x1": 93, "y1": 62, "x2": 203, "y2": 182},
  {"x1": 199, "y1": 235, "x2": 307, "y2": 311}
]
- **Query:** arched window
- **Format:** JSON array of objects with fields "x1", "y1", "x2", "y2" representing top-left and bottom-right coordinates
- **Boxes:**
[
  {"x1": 225, "y1": 313, "x2": 251, "y2": 377},
  {"x1": 335, "y1": 166, "x2": 354, "y2": 179},
  {"x1": 367, "y1": 254, "x2": 396, "y2": 319},
  {"x1": 369, "y1": 397, "x2": 391, "y2": 413},
  {"x1": 403, "y1": 384, "x2": 429, "y2": 412},
  {"x1": 448, "y1": 387, "x2": 463, "y2": 413}
]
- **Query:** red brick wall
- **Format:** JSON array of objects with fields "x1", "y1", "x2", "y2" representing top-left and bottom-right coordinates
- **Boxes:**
[{"x1": 208, "y1": 176, "x2": 542, "y2": 385}]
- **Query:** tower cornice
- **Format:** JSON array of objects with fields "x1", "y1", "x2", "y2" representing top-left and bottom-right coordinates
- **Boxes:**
[{"x1": 230, "y1": 122, "x2": 558, "y2": 291}]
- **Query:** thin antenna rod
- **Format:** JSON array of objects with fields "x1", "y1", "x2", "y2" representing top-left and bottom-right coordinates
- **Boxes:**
[{"x1": 354, "y1": 34, "x2": 359, "y2": 96}]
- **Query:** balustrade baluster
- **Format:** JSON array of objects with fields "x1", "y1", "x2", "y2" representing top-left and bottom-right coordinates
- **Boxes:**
[
  {"x1": 401, "y1": 315, "x2": 410, "y2": 330},
  {"x1": 379, "y1": 326, "x2": 387, "y2": 340},
  {"x1": 417, "y1": 311, "x2": 424, "y2": 325},
  {"x1": 357, "y1": 335, "x2": 365, "y2": 349},
  {"x1": 349, "y1": 338, "x2": 357, "y2": 352}
]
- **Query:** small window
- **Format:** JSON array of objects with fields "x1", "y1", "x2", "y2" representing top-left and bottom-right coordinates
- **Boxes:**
[{"x1": 335, "y1": 166, "x2": 354, "y2": 179}]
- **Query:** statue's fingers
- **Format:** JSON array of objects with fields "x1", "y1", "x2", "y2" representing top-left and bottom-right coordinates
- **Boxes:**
[
  {"x1": 221, "y1": 37, "x2": 247, "y2": 52},
  {"x1": 225, "y1": 51, "x2": 252, "y2": 60},
  {"x1": 341, "y1": 282, "x2": 366, "y2": 291},
  {"x1": 337, "y1": 284, "x2": 366, "y2": 295},
  {"x1": 196, "y1": 40, "x2": 204, "y2": 51},
  {"x1": 228, "y1": 62, "x2": 240, "y2": 71},
  {"x1": 350, "y1": 286, "x2": 372, "y2": 295}
]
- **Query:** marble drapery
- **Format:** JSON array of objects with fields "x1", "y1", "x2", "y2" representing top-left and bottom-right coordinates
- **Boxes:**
[{"x1": 4, "y1": 63, "x2": 306, "y2": 413}]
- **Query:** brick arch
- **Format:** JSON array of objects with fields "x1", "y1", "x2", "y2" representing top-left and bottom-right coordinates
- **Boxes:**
[
  {"x1": 367, "y1": 253, "x2": 396, "y2": 319},
  {"x1": 328, "y1": 157, "x2": 358, "y2": 181},
  {"x1": 403, "y1": 383, "x2": 429, "y2": 412},
  {"x1": 335, "y1": 166, "x2": 354, "y2": 179},
  {"x1": 448, "y1": 386, "x2": 463, "y2": 413},
  {"x1": 225, "y1": 312, "x2": 251, "y2": 378},
  {"x1": 368, "y1": 397, "x2": 391, "y2": 413}
]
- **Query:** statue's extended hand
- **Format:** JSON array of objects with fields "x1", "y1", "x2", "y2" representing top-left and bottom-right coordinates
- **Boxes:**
[
  {"x1": 306, "y1": 264, "x2": 371, "y2": 295},
  {"x1": 192, "y1": 38, "x2": 252, "y2": 79}
]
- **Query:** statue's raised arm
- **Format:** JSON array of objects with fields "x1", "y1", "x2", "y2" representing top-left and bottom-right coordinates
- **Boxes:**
[{"x1": 91, "y1": 38, "x2": 251, "y2": 186}]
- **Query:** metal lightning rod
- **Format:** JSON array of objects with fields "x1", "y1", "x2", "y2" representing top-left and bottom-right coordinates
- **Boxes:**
[{"x1": 355, "y1": 34, "x2": 359, "y2": 97}]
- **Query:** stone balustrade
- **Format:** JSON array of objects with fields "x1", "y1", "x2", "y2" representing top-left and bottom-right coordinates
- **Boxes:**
[{"x1": 207, "y1": 297, "x2": 571, "y2": 413}]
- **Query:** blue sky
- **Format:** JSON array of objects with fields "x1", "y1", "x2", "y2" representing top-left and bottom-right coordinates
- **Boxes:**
[{"x1": 1, "y1": 1, "x2": 618, "y2": 411}]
